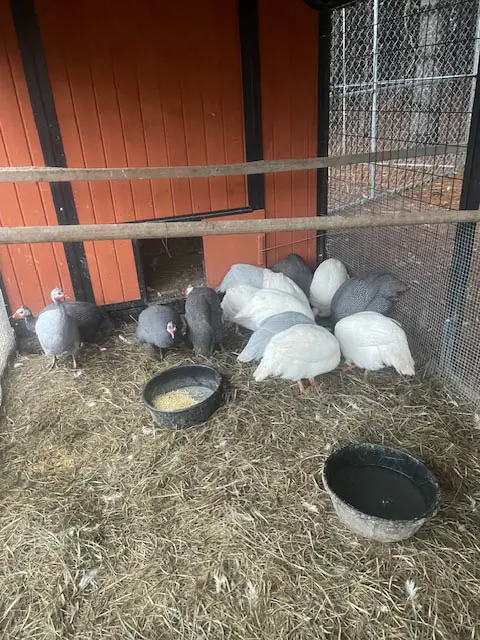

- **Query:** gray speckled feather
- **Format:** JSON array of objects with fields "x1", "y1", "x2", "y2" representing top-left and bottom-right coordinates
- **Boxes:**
[
  {"x1": 38, "y1": 301, "x2": 112, "y2": 343},
  {"x1": 136, "y1": 304, "x2": 181, "y2": 349},
  {"x1": 330, "y1": 271, "x2": 408, "y2": 324},
  {"x1": 238, "y1": 311, "x2": 314, "y2": 362},
  {"x1": 185, "y1": 287, "x2": 223, "y2": 356},
  {"x1": 35, "y1": 303, "x2": 80, "y2": 357},
  {"x1": 271, "y1": 254, "x2": 312, "y2": 297}
]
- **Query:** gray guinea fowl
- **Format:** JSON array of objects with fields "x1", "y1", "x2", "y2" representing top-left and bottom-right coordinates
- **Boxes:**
[
  {"x1": 34, "y1": 288, "x2": 80, "y2": 368},
  {"x1": 13, "y1": 298, "x2": 112, "y2": 344},
  {"x1": 185, "y1": 286, "x2": 223, "y2": 356},
  {"x1": 330, "y1": 271, "x2": 409, "y2": 324},
  {"x1": 136, "y1": 304, "x2": 181, "y2": 359},
  {"x1": 238, "y1": 311, "x2": 314, "y2": 363},
  {"x1": 271, "y1": 253, "x2": 313, "y2": 297}
]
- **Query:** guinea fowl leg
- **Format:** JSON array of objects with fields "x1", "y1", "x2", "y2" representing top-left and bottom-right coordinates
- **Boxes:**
[
  {"x1": 72, "y1": 354, "x2": 78, "y2": 369},
  {"x1": 297, "y1": 379, "x2": 306, "y2": 394},
  {"x1": 308, "y1": 378, "x2": 317, "y2": 387},
  {"x1": 341, "y1": 364, "x2": 357, "y2": 372},
  {"x1": 147, "y1": 344, "x2": 163, "y2": 360},
  {"x1": 48, "y1": 355, "x2": 57, "y2": 371}
]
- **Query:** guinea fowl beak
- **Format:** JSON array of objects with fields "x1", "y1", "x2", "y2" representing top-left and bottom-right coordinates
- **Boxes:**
[{"x1": 167, "y1": 327, "x2": 176, "y2": 339}]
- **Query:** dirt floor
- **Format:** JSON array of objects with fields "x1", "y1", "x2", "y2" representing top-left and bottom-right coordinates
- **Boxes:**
[{"x1": 1, "y1": 324, "x2": 480, "y2": 639}]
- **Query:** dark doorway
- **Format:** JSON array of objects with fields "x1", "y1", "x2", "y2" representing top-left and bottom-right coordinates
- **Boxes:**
[{"x1": 137, "y1": 237, "x2": 205, "y2": 301}]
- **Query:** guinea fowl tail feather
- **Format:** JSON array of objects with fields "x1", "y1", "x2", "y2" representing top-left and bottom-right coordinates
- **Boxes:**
[
  {"x1": 253, "y1": 359, "x2": 270, "y2": 382},
  {"x1": 379, "y1": 344, "x2": 415, "y2": 376}
]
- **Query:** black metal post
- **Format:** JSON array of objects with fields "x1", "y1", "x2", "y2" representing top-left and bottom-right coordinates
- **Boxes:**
[
  {"x1": 316, "y1": 10, "x2": 332, "y2": 264},
  {"x1": 440, "y1": 72, "x2": 480, "y2": 371}
]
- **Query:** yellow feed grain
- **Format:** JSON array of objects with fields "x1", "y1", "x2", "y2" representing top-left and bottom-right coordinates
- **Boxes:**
[{"x1": 152, "y1": 389, "x2": 197, "y2": 411}]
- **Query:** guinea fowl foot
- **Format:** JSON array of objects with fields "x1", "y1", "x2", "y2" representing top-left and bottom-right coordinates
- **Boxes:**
[
  {"x1": 297, "y1": 380, "x2": 306, "y2": 394},
  {"x1": 341, "y1": 364, "x2": 357, "y2": 372},
  {"x1": 308, "y1": 378, "x2": 317, "y2": 387}
]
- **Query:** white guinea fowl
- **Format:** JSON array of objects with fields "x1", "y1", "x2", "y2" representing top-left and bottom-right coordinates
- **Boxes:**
[
  {"x1": 261, "y1": 270, "x2": 309, "y2": 304},
  {"x1": 334, "y1": 311, "x2": 415, "y2": 375},
  {"x1": 233, "y1": 289, "x2": 314, "y2": 331},
  {"x1": 238, "y1": 311, "x2": 314, "y2": 363},
  {"x1": 35, "y1": 288, "x2": 80, "y2": 369},
  {"x1": 309, "y1": 258, "x2": 349, "y2": 317},
  {"x1": 253, "y1": 324, "x2": 341, "y2": 391},
  {"x1": 221, "y1": 284, "x2": 259, "y2": 322},
  {"x1": 217, "y1": 264, "x2": 266, "y2": 292}
]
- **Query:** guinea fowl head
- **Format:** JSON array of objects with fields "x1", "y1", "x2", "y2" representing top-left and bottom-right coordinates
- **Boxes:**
[
  {"x1": 166, "y1": 321, "x2": 177, "y2": 340},
  {"x1": 12, "y1": 306, "x2": 33, "y2": 320},
  {"x1": 50, "y1": 287, "x2": 67, "y2": 303}
]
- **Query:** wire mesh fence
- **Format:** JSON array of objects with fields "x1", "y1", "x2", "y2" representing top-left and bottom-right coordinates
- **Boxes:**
[{"x1": 327, "y1": 0, "x2": 480, "y2": 405}]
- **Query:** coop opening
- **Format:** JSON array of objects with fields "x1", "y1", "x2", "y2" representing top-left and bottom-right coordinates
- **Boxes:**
[{"x1": 137, "y1": 236, "x2": 205, "y2": 301}]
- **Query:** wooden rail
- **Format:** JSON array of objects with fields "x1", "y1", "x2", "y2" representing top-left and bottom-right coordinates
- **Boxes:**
[
  {"x1": 0, "y1": 144, "x2": 458, "y2": 183},
  {"x1": 0, "y1": 208, "x2": 478, "y2": 245}
]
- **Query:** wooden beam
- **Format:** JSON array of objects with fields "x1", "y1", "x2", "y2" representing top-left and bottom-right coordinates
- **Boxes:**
[
  {"x1": 0, "y1": 144, "x2": 458, "y2": 183},
  {"x1": 0, "y1": 207, "x2": 478, "y2": 245}
]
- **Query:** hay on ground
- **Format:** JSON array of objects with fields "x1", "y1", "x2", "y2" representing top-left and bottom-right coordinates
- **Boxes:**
[{"x1": 0, "y1": 324, "x2": 479, "y2": 639}]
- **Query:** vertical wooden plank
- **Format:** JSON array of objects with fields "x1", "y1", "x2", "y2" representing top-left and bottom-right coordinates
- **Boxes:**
[
  {"x1": 203, "y1": 210, "x2": 266, "y2": 288},
  {"x1": 258, "y1": 0, "x2": 318, "y2": 268}
]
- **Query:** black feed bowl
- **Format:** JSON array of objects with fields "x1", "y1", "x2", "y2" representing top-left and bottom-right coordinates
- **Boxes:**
[{"x1": 142, "y1": 364, "x2": 224, "y2": 430}]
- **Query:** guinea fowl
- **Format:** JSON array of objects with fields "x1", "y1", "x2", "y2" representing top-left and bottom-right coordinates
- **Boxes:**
[
  {"x1": 334, "y1": 311, "x2": 415, "y2": 375},
  {"x1": 271, "y1": 253, "x2": 313, "y2": 297},
  {"x1": 309, "y1": 258, "x2": 349, "y2": 317},
  {"x1": 221, "y1": 284, "x2": 259, "y2": 322},
  {"x1": 218, "y1": 263, "x2": 307, "y2": 303},
  {"x1": 238, "y1": 311, "x2": 314, "y2": 363},
  {"x1": 253, "y1": 324, "x2": 341, "y2": 393},
  {"x1": 184, "y1": 285, "x2": 223, "y2": 356},
  {"x1": 217, "y1": 264, "x2": 266, "y2": 292},
  {"x1": 12, "y1": 297, "x2": 112, "y2": 344},
  {"x1": 136, "y1": 304, "x2": 181, "y2": 359},
  {"x1": 330, "y1": 271, "x2": 408, "y2": 324},
  {"x1": 232, "y1": 288, "x2": 315, "y2": 331},
  {"x1": 33, "y1": 288, "x2": 80, "y2": 369}
]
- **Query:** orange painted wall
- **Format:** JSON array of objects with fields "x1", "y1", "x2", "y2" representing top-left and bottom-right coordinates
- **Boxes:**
[
  {"x1": 0, "y1": 0, "x2": 320, "y2": 311},
  {"x1": 258, "y1": 0, "x2": 318, "y2": 268},
  {"x1": 0, "y1": 2, "x2": 73, "y2": 316},
  {"x1": 203, "y1": 209, "x2": 266, "y2": 289},
  {"x1": 35, "y1": 0, "x2": 248, "y2": 305}
]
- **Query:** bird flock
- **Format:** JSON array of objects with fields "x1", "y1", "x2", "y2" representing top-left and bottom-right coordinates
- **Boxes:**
[{"x1": 12, "y1": 253, "x2": 414, "y2": 393}]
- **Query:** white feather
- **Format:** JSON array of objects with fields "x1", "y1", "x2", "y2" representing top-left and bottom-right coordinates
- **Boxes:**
[
  {"x1": 310, "y1": 258, "x2": 349, "y2": 317},
  {"x1": 253, "y1": 324, "x2": 341, "y2": 382},
  {"x1": 334, "y1": 311, "x2": 415, "y2": 375},
  {"x1": 261, "y1": 270, "x2": 309, "y2": 304},
  {"x1": 217, "y1": 264, "x2": 266, "y2": 292},
  {"x1": 221, "y1": 284, "x2": 259, "y2": 321},
  {"x1": 233, "y1": 289, "x2": 314, "y2": 331}
]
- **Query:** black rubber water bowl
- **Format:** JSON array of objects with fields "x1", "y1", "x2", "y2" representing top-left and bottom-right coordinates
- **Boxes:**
[
  {"x1": 320, "y1": 443, "x2": 440, "y2": 542},
  {"x1": 142, "y1": 364, "x2": 224, "y2": 430}
]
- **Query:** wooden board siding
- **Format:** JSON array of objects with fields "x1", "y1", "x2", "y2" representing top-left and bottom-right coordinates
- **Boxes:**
[
  {"x1": 36, "y1": 0, "x2": 248, "y2": 305},
  {"x1": 203, "y1": 209, "x2": 265, "y2": 288},
  {"x1": 258, "y1": 0, "x2": 318, "y2": 268},
  {"x1": 0, "y1": 2, "x2": 73, "y2": 316}
]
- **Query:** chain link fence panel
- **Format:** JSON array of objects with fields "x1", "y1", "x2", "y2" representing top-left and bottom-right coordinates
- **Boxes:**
[{"x1": 327, "y1": 0, "x2": 480, "y2": 405}]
